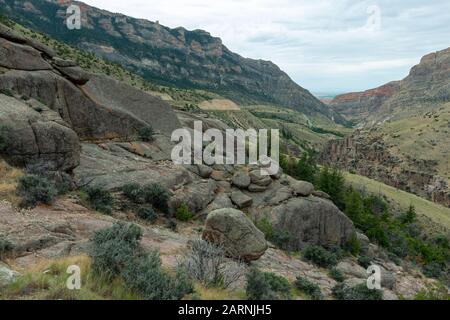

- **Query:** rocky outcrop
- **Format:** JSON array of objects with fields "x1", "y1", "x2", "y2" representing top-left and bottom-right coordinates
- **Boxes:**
[
  {"x1": 2, "y1": 0, "x2": 345, "y2": 124},
  {"x1": 0, "y1": 94, "x2": 80, "y2": 171},
  {"x1": 203, "y1": 208, "x2": 268, "y2": 262},
  {"x1": 265, "y1": 197, "x2": 355, "y2": 249},
  {"x1": 0, "y1": 22, "x2": 180, "y2": 170},
  {"x1": 230, "y1": 190, "x2": 253, "y2": 209},
  {"x1": 169, "y1": 180, "x2": 217, "y2": 215}
]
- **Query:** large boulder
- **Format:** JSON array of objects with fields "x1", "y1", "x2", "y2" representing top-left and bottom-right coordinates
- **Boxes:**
[
  {"x1": 74, "y1": 143, "x2": 192, "y2": 190},
  {"x1": 0, "y1": 38, "x2": 51, "y2": 71},
  {"x1": 248, "y1": 184, "x2": 268, "y2": 192},
  {"x1": 54, "y1": 65, "x2": 90, "y2": 85},
  {"x1": 291, "y1": 180, "x2": 314, "y2": 196},
  {"x1": 203, "y1": 208, "x2": 268, "y2": 262},
  {"x1": 82, "y1": 74, "x2": 181, "y2": 136},
  {"x1": 169, "y1": 180, "x2": 217, "y2": 215},
  {"x1": 0, "y1": 70, "x2": 146, "y2": 141},
  {"x1": 265, "y1": 196, "x2": 355, "y2": 249},
  {"x1": 232, "y1": 171, "x2": 251, "y2": 189},
  {"x1": 249, "y1": 170, "x2": 272, "y2": 186},
  {"x1": 0, "y1": 262, "x2": 18, "y2": 287},
  {"x1": 0, "y1": 94, "x2": 80, "y2": 171},
  {"x1": 0, "y1": 33, "x2": 181, "y2": 141},
  {"x1": 230, "y1": 190, "x2": 253, "y2": 209}
]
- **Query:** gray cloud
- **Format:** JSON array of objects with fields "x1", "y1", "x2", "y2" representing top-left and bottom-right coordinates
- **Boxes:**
[{"x1": 82, "y1": 0, "x2": 450, "y2": 94}]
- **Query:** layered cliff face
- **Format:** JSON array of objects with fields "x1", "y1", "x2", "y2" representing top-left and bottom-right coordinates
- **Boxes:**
[
  {"x1": 330, "y1": 47, "x2": 450, "y2": 125},
  {"x1": 323, "y1": 47, "x2": 450, "y2": 206},
  {"x1": 330, "y1": 81, "x2": 401, "y2": 124},
  {"x1": 0, "y1": 0, "x2": 344, "y2": 124},
  {"x1": 321, "y1": 132, "x2": 450, "y2": 206}
]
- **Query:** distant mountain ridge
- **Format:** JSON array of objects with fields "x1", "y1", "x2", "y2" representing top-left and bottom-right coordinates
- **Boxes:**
[
  {"x1": 323, "y1": 47, "x2": 450, "y2": 206},
  {"x1": 330, "y1": 47, "x2": 450, "y2": 125},
  {"x1": 0, "y1": 0, "x2": 345, "y2": 124}
]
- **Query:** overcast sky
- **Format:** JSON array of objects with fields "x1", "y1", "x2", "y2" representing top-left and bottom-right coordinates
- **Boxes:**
[{"x1": 82, "y1": 0, "x2": 450, "y2": 95}]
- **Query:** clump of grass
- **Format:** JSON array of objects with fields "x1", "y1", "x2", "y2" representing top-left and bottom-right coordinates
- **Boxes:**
[
  {"x1": 329, "y1": 267, "x2": 345, "y2": 282},
  {"x1": 138, "y1": 126, "x2": 155, "y2": 142},
  {"x1": 84, "y1": 186, "x2": 114, "y2": 214},
  {"x1": 0, "y1": 160, "x2": 22, "y2": 204},
  {"x1": 0, "y1": 125, "x2": 9, "y2": 152},
  {"x1": 121, "y1": 182, "x2": 171, "y2": 215},
  {"x1": 332, "y1": 283, "x2": 383, "y2": 300},
  {"x1": 0, "y1": 255, "x2": 141, "y2": 300},
  {"x1": 302, "y1": 245, "x2": 338, "y2": 268},
  {"x1": 0, "y1": 235, "x2": 13, "y2": 259},
  {"x1": 136, "y1": 206, "x2": 157, "y2": 223},
  {"x1": 175, "y1": 203, "x2": 193, "y2": 221},
  {"x1": 0, "y1": 88, "x2": 14, "y2": 97},
  {"x1": 246, "y1": 268, "x2": 292, "y2": 300},
  {"x1": 16, "y1": 174, "x2": 57, "y2": 208},
  {"x1": 294, "y1": 276, "x2": 323, "y2": 300},
  {"x1": 89, "y1": 222, "x2": 193, "y2": 300}
]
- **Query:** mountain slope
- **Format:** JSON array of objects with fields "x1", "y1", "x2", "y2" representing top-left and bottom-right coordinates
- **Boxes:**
[
  {"x1": 323, "y1": 47, "x2": 450, "y2": 206},
  {"x1": 0, "y1": 0, "x2": 345, "y2": 124},
  {"x1": 330, "y1": 47, "x2": 450, "y2": 125}
]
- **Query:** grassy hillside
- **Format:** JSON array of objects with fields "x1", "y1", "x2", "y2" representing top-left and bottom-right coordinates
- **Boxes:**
[
  {"x1": 345, "y1": 172, "x2": 450, "y2": 231},
  {"x1": 376, "y1": 102, "x2": 450, "y2": 181}
]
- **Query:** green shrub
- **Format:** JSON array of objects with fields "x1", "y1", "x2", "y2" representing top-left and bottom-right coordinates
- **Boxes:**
[
  {"x1": 90, "y1": 222, "x2": 193, "y2": 300},
  {"x1": 357, "y1": 255, "x2": 372, "y2": 269},
  {"x1": 175, "y1": 203, "x2": 193, "y2": 221},
  {"x1": 316, "y1": 166, "x2": 345, "y2": 209},
  {"x1": 329, "y1": 267, "x2": 345, "y2": 282},
  {"x1": 122, "y1": 183, "x2": 144, "y2": 203},
  {"x1": 434, "y1": 235, "x2": 450, "y2": 249},
  {"x1": 138, "y1": 126, "x2": 155, "y2": 142},
  {"x1": 303, "y1": 245, "x2": 338, "y2": 268},
  {"x1": 271, "y1": 229, "x2": 293, "y2": 250},
  {"x1": 136, "y1": 206, "x2": 157, "y2": 223},
  {"x1": 166, "y1": 219, "x2": 177, "y2": 231},
  {"x1": 279, "y1": 151, "x2": 318, "y2": 184},
  {"x1": 25, "y1": 162, "x2": 73, "y2": 195},
  {"x1": 399, "y1": 205, "x2": 417, "y2": 224},
  {"x1": 17, "y1": 174, "x2": 57, "y2": 208},
  {"x1": 0, "y1": 236, "x2": 13, "y2": 258},
  {"x1": 344, "y1": 232, "x2": 361, "y2": 256},
  {"x1": 246, "y1": 268, "x2": 292, "y2": 300},
  {"x1": 0, "y1": 88, "x2": 14, "y2": 97},
  {"x1": 0, "y1": 125, "x2": 9, "y2": 152},
  {"x1": 90, "y1": 222, "x2": 143, "y2": 280},
  {"x1": 122, "y1": 251, "x2": 193, "y2": 300},
  {"x1": 255, "y1": 218, "x2": 292, "y2": 250},
  {"x1": 332, "y1": 283, "x2": 383, "y2": 300},
  {"x1": 255, "y1": 218, "x2": 273, "y2": 240},
  {"x1": 422, "y1": 262, "x2": 445, "y2": 279},
  {"x1": 85, "y1": 186, "x2": 114, "y2": 214},
  {"x1": 294, "y1": 276, "x2": 323, "y2": 300},
  {"x1": 142, "y1": 183, "x2": 171, "y2": 214},
  {"x1": 414, "y1": 283, "x2": 450, "y2": 300}
]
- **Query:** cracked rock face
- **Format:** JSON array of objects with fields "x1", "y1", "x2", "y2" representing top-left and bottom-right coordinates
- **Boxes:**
[
  {"x1": 203, "y1": 208, "x2": 268, "y2": 262},
  {"x1": 0, "y1": 94, "x2": 80, "y2": 171},
  {"x1": 0, "y1": 23, "x2": 181, "y2": 171},
  {"x1": 261, "y1": 196, "x2": 355, "y2": 250}
]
